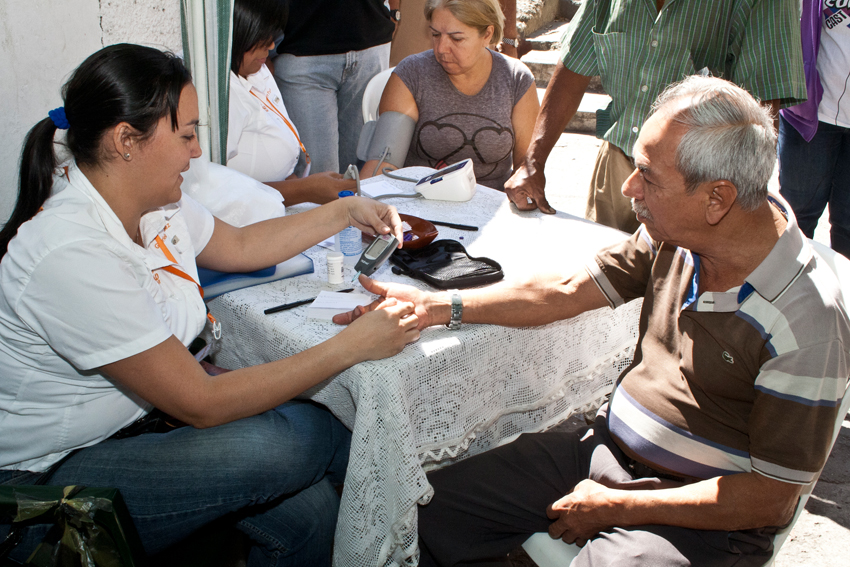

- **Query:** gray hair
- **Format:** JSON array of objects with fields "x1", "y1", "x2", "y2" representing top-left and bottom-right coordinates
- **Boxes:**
[{"x1": 651, "y1": 76, "x2": 776, "y2": 212}]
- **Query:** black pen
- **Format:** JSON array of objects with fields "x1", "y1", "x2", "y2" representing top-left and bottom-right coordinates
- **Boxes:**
[
  {"x1": 424, "y1": 219, "x2": 479, "y2": 231},
  {"x1": 264, "y1": 288, "x2": 354, "y2": 315}
]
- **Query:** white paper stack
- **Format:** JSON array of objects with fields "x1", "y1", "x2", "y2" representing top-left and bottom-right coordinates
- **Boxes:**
[{"x1": 306, "y1": 291, "x2": 374, "y2": 320}]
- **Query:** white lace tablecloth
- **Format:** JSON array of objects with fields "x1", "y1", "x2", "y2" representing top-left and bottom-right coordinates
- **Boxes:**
[{"x1": 209, "y1": 177, "x2": 641, "y2": 567}]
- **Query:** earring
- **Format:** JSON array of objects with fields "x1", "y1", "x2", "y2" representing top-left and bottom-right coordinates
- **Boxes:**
[{"x1": 123, "y1": 153, "x2": 131, "y2": 160}]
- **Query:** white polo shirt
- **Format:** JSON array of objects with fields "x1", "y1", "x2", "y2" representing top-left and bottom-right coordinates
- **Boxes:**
[
  {"x1": 227, "y1": 65, "x2": 302, "y2": 182},
  {"x1": 0, "y1": 162, "x2": 215, "y2": 472}
]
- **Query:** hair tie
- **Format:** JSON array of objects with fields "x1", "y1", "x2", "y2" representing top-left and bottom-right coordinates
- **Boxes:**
[{"x1": 48, "y1": 107, "x2": 70, "y2": 130}]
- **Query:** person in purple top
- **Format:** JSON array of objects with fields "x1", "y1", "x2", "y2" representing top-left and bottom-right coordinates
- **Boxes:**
[{"x1": 779, "y1": 0, "x2": 850, "y2": 258}]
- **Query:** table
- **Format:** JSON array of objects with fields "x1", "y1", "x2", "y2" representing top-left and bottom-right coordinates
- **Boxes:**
[{"x1": 209, "y1": 177, "x2": 642, "y2": 567}]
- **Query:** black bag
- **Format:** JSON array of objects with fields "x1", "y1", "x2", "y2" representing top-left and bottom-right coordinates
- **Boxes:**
[{"x1": 389, "y1": 239, "x2": 503, "y2": 289}]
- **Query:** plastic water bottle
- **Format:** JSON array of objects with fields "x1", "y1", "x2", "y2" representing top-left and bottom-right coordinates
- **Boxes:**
[{"x1": 336, "y1": 190, "x2": 362, "y2": 266}]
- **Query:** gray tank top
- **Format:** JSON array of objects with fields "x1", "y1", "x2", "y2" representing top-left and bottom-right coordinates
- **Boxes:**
[{"x1": 393, "y1": 49, "x2": 535, "y2": 190}]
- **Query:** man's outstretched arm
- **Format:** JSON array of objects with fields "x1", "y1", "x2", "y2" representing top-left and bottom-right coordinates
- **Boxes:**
[
  {"x1": 334, "y1": 268, "x2": 611, "y2": 330},
  {"x1": 504, "y1": 63, "x2": 592, "y2": 213}
]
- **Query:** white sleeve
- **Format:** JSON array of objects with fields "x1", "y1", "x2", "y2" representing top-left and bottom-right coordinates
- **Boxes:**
[
  {"x1": 178, "y1": 192, "x2": 215, "y2": 254},
  {"x1": 15, "y1": 240, "x2": 173, "y2": 371}
]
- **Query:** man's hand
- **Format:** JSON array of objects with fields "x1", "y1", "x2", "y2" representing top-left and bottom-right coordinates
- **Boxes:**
[
  {"x1": 546, "y1": 479, "x2": 612, "y2": 546},
  {"x1": 333, "y1": 275, "x2": 439, "y2": 330},
  {"x1": 343, "y1": 299, "x2": 421, "y2": 360},
  {"x1": 496, "y1": 41, "x2": 518, "y2": 59},
  {"x1": 504, "y1": 158, "x2": 555, "y2": 213}
]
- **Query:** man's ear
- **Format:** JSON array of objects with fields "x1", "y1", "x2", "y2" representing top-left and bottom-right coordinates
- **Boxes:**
[
  {"x1": 110, "y1": 122, "x2": 137, "y2": 161},
  {"x1": 705, "y1": 181, "x2": 737, "y2": 226}
]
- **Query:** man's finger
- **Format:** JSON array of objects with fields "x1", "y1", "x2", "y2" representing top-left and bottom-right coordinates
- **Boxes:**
[
  {"x1": 332, "y1": 304, "x2": 362, "y2": 325},
  {"x1": 511, "y1": 196, "x2": 539, "y2": 211},
  {"x1": 547, "y1": 520, "x2": 566, "y2": 540},
  {"x1": 359, "y1": 274, "x2": 389, "y2": 296},
  {"x1": 530, "y1": 188, "x2": 555, "y2": 214}
]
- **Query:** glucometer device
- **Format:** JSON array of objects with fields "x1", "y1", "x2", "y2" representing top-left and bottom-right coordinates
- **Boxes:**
[
  {"x1": 414, "y1": 159, "x2": 476, "y2": 202},
  {"x1": 352, "y1": 233, "x2": 399, "y2": 281}
]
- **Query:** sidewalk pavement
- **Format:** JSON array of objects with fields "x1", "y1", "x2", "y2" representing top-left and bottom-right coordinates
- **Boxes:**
[{"x1": 510, "y1": 131, "x2": 850, "y2": 567}]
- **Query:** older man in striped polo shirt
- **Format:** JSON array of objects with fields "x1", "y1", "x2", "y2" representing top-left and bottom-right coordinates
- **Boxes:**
[
  {"x1": 504, "y1": 0, "x2": 806, "y2": 235},
  {"x1": 338, "y1": 76, "x2": 850, "y2": 566}
]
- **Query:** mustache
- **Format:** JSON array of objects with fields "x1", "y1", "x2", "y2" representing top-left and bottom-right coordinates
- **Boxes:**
[{"x1": 631, "y1": 199, "x2": 653, "y2": 221}]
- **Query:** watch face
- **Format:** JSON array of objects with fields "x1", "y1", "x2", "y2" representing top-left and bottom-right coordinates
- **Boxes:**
[{"x1": 391, "y1": 9, "x2": 401, "y2": 22}]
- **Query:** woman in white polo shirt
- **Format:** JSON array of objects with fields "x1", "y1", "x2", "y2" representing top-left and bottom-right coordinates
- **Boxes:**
[
  {"x1": 0, "y1": 44, "x2": 417, "y2": 566},
  {"x1": 227, "y1": 0, "x2": 354, "y2": 205}
]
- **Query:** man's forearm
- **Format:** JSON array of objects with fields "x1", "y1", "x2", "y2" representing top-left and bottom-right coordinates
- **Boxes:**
[
  {"x1": 613, "y1": 473, "x2": 800, "y2": 531},
  {"x1": 500, "y1": 0, "x2": 517, "y2": 39},
  {"x1": 554, "y1": 472, "x2": 801, "y2": 541},
  {"x1": 524, "y1": 63, "x2": 592, "y2": 169},
  {"x1": 427, "y1": 269, "x2": 609, "y2": 328}
]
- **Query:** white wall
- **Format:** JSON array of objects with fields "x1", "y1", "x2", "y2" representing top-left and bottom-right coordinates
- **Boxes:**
[{"x1": 0, "y1": 0, "x2": 182, "y2": 224}]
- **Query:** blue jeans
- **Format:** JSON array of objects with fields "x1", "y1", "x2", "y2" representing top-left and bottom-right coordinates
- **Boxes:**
[
  {"x1": 274, "y1": 43, "x2": 391, "y2": 174},
  {"x1": 778, "y1": 114, "x2": 850, "y2": 258},
  {"x1": 0, "y1": 401, "x2": 350, "y2": 567}
]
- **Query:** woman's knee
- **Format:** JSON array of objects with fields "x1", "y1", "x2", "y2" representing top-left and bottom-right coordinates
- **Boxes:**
[
  {"x1": 240, "y1": 477, "x2": 340, "y2": 567},
  {"x1": 200, "y1": 402, "x2": 350, "y2": 487}
]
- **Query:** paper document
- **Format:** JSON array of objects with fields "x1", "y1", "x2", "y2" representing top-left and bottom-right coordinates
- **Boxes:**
[{"x1": 306, "y1": 291, "x2": 373, "y2": 320}]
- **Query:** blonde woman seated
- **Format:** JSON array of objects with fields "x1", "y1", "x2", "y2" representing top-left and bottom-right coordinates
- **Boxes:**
[
  {"x1": 227, "y1": 0, "x2": 354, "y2": 204},
  {"x1": 362, "y1": 0, "x2": 539, "y2": 191}
]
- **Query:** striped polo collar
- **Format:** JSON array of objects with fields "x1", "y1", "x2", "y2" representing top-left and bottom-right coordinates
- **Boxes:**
[
  {"x1": 739, "y1": 193, "x2": 813, "y2": 304},
  {"x1": 679, "y1": 193, "x2": 813, "y2": 310}
]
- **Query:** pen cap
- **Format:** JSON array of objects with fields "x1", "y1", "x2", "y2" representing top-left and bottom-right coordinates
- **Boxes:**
[{"x1": 327, "y1": 251, "x2": 344, "y2": 284}]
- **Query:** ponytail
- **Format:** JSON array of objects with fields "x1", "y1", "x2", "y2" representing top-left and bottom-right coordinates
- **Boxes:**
[
  {"x1": 0, "y1": 44, "x2": 192, "y2": 259},
  {"x1": 0, "y1": 118, "x2": 59, "y2": 257}
]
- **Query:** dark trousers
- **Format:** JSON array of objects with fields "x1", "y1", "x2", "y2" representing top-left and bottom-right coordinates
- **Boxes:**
[
  {"x1": 417, "y1": 408, "x2": 776, "y2": 567},
  {"x1": 779, "y1": 115, "x2": 850, "y2": 258}
]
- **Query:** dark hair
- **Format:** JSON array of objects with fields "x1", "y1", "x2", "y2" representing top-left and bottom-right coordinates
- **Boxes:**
[
  {"x1": 231, "y1": 0, "x2": 288, "y2": 75},
  {"x1": 0, "y1": 43, "x2": 192, "y2": 257}
]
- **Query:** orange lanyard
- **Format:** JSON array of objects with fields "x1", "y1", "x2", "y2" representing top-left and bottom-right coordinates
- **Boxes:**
[
  {"x1": 154, "y1": 235, "x2": 221, "y2": 338},
  {"x1": 249, "y1": 90, "x2": 311, "y2": 165}
]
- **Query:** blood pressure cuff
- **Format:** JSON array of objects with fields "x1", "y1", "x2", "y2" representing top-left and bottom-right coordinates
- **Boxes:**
[
  {"x1": 389, "y1": 239, "x2": 503, "y2": 289},
  {"x1": 356, "y1": 111, "x2": 415, "y2": 168}
]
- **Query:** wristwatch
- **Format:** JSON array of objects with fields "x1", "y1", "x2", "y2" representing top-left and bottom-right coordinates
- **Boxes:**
[
  {"x1": 501, "y1": 37, "x2": 518, "y2": 47},
  {"x1": 447, "y1": 292, "x2": 463, "y2": 330},
  {"x1": 390, "y1": 9, "x2": 401, "y2": 22}
]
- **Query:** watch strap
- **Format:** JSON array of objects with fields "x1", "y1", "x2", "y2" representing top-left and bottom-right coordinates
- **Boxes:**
[
  {"x1": 447, "y1": 292, "x2": 462, "y2": 330},
  {"x1": 501, "y1": 37, "x2": 518, "y2": 47}
]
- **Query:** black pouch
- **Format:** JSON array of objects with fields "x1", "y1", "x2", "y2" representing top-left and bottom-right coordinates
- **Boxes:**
[{"x1": 389, "y1": 239, "x2": 503, "y2": 289}]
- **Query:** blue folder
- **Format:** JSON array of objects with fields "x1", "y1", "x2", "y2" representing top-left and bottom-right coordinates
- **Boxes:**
[{"x1": 197, "y1": 253, "x2": 314, "y2": 300}]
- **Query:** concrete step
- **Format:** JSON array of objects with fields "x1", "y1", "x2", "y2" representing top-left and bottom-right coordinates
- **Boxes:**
[
  {"x1": 517, "y1": 0, "x2": 562, "y2": 37},
  {"x1": 536, "y1": 88, "x2": 610, "y2": 134},
  {"x1": 519, "y1": 0, "x2": 607, "y2": 134},
  {"x1": 522, "y1": 48, "x2": 605, "y2": 93},
  {"x1": 524, "y1": 18, "x2": 571, "y2": 52}
]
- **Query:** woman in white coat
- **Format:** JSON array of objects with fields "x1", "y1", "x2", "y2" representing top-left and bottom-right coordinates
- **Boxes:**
[
  {"x1": 227, "y1": 0, "x2": 354, "y2": 204},
  {"x1": 0, "y1": 43, "x2": 416, "y2": 566}
]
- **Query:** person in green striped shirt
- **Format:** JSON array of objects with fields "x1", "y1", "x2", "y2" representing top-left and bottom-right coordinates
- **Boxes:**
[{"x1": 504, "y1": 0, "x2": 806, "y2": 233}]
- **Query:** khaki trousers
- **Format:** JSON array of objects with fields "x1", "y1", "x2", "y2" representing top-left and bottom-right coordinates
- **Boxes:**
[{"x1": 585, "y1": 141, "x2": 640, "y2": 234}]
